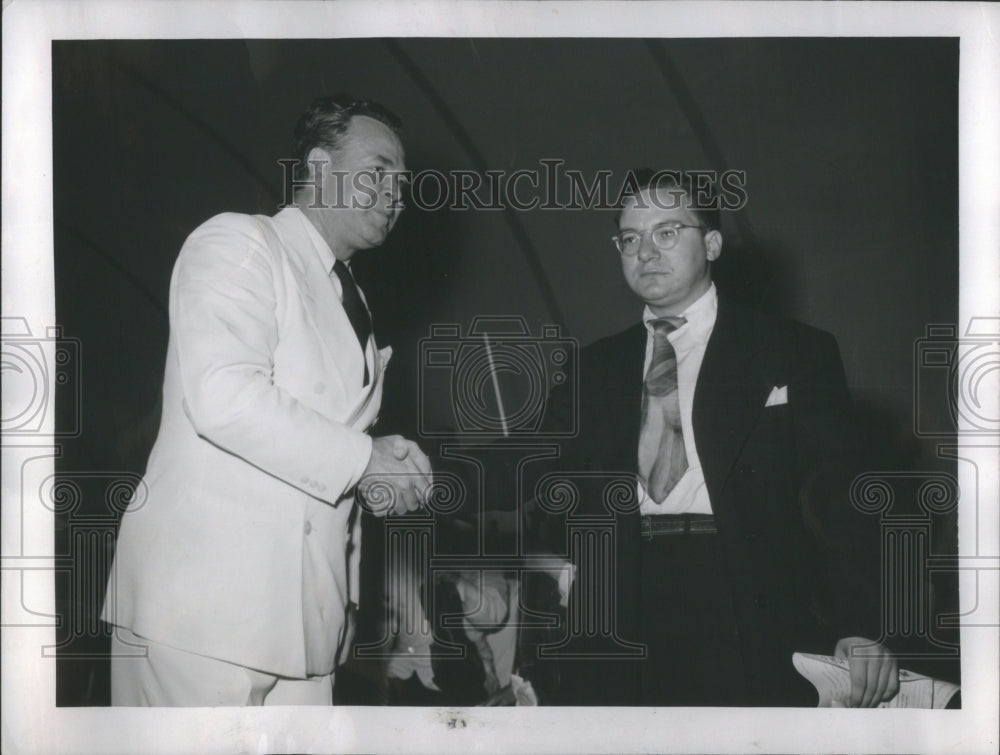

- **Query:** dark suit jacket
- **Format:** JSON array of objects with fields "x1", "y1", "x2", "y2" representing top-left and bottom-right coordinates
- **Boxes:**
[{"x1": 528, "y1": 295, "x2": 882, "y2": 705}]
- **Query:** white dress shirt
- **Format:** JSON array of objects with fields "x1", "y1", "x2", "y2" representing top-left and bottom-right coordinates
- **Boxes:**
[{"x1": 638, "y1": 283, "x2": 718, "y2": 515}]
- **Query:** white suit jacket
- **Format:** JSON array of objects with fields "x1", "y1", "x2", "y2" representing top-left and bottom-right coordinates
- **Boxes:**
[{"x1": 103, "y1": 207, "x2": 389, "y2": 678}]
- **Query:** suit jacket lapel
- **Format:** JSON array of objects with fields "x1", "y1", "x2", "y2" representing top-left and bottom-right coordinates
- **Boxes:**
[
  {"x1": 693, "y1": 297, "x2": 774, "y2": 507},
  {"x1": 270, "y1": 209, "x2": 370, "y2": 382}
]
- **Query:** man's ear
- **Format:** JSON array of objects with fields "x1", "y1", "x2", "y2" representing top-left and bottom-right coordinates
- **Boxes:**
[{"x1": 704, "y1": 229, "x2": 723, "y2": 262}]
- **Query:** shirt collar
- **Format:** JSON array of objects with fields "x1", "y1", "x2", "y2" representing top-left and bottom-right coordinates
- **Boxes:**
[{"x1": 642, "y1": 283, "x2": 718, "y2": 335}]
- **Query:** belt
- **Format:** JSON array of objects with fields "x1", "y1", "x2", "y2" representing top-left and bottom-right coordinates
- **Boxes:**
[{"x1": 640, "y1": 513, "x2": 718, "y2": 539}]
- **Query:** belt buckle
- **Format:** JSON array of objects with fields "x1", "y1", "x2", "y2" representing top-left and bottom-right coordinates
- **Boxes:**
[
  {"x1": 641, "y1": 514, "x2": 684, "y2": 538},
  {"x1": 640, "y1": 516, "x2": 653, "y2": 540}
]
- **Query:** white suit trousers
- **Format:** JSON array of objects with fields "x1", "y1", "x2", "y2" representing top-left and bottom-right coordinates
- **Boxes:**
[{"x1": 110, "y1": 627, "x2": 334, "y2": 706}]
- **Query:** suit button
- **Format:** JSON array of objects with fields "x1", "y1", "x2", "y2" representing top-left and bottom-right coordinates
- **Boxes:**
[{"x1": 304, "y1": 521, "x2": 312, "y2": 535}]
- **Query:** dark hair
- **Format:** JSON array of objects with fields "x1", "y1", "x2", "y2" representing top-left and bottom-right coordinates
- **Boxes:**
[
  {"x1": 615, "y1": 168, "x2": 721, "y2": 232},
  {"x1": 291, "y1": 93, "x2": 403, "y2": 184}
]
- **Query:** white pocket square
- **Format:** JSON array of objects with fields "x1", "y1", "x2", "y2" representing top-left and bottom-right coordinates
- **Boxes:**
[{"x1": 765, "y1": 385, "x2": 788, "y2": 407}]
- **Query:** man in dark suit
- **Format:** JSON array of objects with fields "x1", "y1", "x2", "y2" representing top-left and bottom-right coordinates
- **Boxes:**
[{"x1": 529, "y1": 170, "x2": 899, "y2": 707}]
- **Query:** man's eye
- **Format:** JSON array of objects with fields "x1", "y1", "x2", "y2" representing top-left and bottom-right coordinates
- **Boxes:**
[
  {"x1": 620, "y1": 234, "x2": 640, "y2": 245},
  {"x1": 653, "y1": 226, "x2": 677, "y2": 246}
]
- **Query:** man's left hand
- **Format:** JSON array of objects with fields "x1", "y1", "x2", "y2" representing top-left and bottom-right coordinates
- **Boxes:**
[{"x1": 834, "y1": 636, "x2": 899, "y2": 707}]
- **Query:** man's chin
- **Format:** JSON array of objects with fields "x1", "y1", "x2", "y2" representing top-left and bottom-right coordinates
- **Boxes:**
[
  {"x1": 369, "y1": 216, "x2": 396, "y2": 241},
  {"x1": 635, "y1": 284, "x2": 675, "y2": 303},
  {"x1": 361, "y1": 225, "x2": 391, "y2": 248}
]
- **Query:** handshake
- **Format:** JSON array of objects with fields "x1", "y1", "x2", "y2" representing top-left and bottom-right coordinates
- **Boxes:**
[{"x1": 357, "y1": 435, "x2": 434, "y2": 516}]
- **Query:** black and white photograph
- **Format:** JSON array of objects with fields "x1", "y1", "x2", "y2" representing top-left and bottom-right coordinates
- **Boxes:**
[{"x1": 2, "y1": 1, "x2": 998, "y2": 753}]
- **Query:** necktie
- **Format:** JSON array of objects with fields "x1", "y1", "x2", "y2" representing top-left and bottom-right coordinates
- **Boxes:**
[
  {"x1": 332, "y1": 260, "x2": 372, "y2": 386},
  {"x1": 637, "y1": 317, "x2": 688, "y2": 502}
]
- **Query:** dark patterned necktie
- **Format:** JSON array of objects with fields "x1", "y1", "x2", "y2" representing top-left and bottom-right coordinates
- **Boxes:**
[
  {"x1": 637, "y1": 317, "x2": 688, "y2": 502},
  {"x1": 332, "y1": 260, "x2": 372, "y2": 386}
]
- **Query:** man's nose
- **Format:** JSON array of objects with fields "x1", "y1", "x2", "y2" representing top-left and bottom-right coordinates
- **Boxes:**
[
  {"x1": 637, "y1": 234, "x2": 661, "y2": 261},
  {"x1": 382, "y1": 178, "x2": 404, "y2": 209}
]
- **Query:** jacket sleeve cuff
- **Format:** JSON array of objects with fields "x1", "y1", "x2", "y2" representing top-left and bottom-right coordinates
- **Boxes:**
[{"x1": 341, "y1": 430, "x2": 374, "y2": 494}]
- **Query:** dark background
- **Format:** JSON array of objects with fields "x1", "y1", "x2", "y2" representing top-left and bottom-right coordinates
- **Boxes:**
[{"x1": 52, "y1": 38, "x2": 960, "y2": 705}]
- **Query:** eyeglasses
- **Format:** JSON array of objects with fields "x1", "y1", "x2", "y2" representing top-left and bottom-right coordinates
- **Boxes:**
[{"x1": 612, "y1": 223, "x2": 704, "y2": 256}]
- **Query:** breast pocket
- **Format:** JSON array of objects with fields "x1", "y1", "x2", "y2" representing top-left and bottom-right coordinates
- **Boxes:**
[{"x1": 733, "y1": 404, "x2": 796, "y2": 518}]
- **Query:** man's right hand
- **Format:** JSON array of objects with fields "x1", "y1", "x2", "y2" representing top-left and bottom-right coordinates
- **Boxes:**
[{"x1": 357, "y1": 435, "x2": 433, "y2": 516}]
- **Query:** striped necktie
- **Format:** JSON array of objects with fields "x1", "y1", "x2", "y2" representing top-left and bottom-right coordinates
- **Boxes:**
[{"x1": 637, "y1": 316, "x2": 688, "y2": 502}]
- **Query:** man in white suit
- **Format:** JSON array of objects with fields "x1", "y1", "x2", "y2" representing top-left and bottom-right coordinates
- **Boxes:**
[{"x1": 102, "y1": 94, "x2": 432, "y2": 706}]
